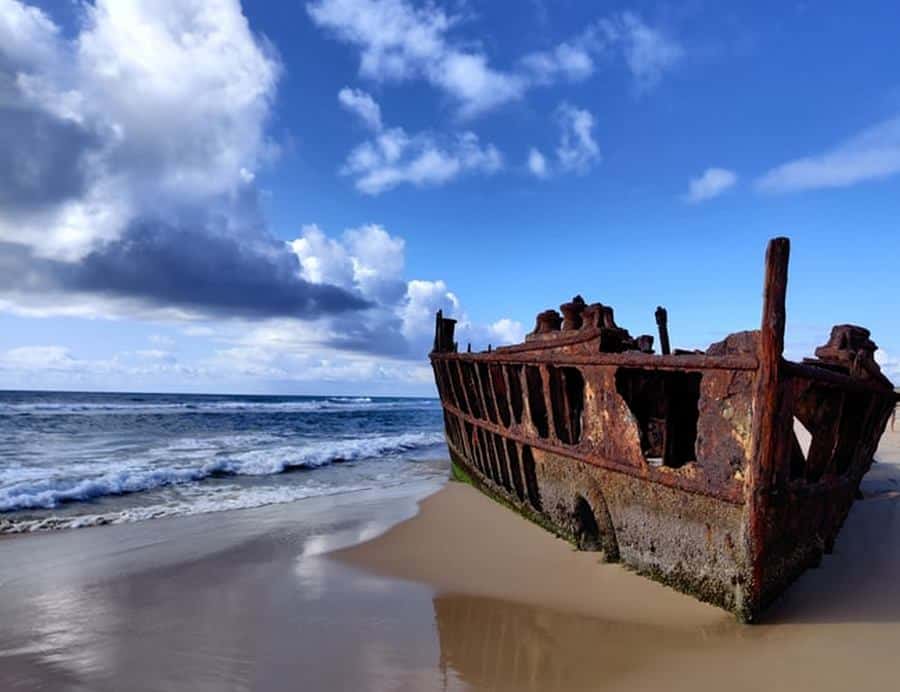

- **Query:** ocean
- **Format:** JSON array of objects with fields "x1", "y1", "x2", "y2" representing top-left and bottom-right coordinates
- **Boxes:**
[{"x1": 0, "y1": 390, "x2": 448, "y2": 534}]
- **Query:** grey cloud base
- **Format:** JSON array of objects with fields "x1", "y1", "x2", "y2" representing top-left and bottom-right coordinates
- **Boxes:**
[{"x1": 0, "y1": 222, "x2": 370, "y2": 320}]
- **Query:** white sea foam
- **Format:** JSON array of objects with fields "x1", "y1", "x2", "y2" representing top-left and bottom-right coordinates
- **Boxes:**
[
  {"x1": 0, "y1": 432, "x2": 446, "y2": 512},
  {"x1": 0, "y1": 481, "x2": 377, "y2": 534}
]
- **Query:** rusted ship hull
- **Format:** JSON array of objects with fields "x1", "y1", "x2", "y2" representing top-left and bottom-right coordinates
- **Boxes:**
[{"x1": 430, "y1": 238, "x2": 897, "y2": 622}]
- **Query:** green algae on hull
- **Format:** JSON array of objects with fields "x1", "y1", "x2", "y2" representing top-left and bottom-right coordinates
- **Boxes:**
[{"x1": 450, "y1": 457, "x2": 581, "y2": 551}]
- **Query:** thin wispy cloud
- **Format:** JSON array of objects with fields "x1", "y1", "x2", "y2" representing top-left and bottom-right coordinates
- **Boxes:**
[
  {"x1": 556, "y1": 103, "x2": 601, "y2": 174},
  {"x1": 527, "y1": 103, "x2": 600, "y2": 178},
  {"x1": 308, "y1": 0, "x2": 683, "y2": 117},
  {"x1": 527, "y1": 148, "x2": 549, "y2": 178},
  {"x1": 307, "y1": 0, "x2": 525, "y2": 118},
  {"x1": 523, "y1": 12, "x2": 684, "y2": 92},
  {"x1": 605, "y1": 11, "x2": 684, "y2": 91},
  {"x1": 757, "y1": 116, "x2": 900, "y2": 193},
  {"x1": 685, "y1": 167, "x2": 738, "y2": 203},
  {"x1": 520, "y1": 41, "x2": 595, "y2": 85},
  {"x1": 338, "y1": 86, "x2": 383, "y2": 131}
]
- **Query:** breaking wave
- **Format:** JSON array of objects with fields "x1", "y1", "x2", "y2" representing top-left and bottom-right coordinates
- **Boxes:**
[
  {"x1": 0, "y1": 482, "x2": 379, "y2": 535},
  {"x1": 0, "y1": 432, "x2": 445, "y2": 513}
]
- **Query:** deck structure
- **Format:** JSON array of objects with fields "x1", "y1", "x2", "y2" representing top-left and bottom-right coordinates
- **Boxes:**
[{"x1": 429, "y1": 237, "x2": 897, "y2": 621}]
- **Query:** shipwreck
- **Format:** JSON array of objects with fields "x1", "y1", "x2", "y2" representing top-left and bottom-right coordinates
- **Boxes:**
[{"x1": 429, "y1": 237, "x2": 897, "y2": 622}]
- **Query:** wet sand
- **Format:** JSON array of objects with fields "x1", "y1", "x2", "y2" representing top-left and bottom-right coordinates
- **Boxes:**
[{"x1": 1, "y1": 427, "x2": 899, "y2": 691}]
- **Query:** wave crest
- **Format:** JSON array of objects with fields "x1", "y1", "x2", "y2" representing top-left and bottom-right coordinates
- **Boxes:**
[{"x1": 0, "y1": 432, "x2": 445, "y2": 513}]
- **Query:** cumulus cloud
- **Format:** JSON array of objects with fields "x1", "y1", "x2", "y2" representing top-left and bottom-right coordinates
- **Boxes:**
[
  {"x1": 308, "y1": 1, "x2": 681, "y2": 117},
  {"x1": 756, "y1": 116, "x2": 900, "y2": 193},
  {"x1": 0, "y1": 0, "x2": 372, "y2": 321},
  {"x1": 1, "y1": 220, "x2": 524, "y2": 392},
  {"x1": 685, "y1": 167, "x2": 738, "y2": 203},
  {"x1": 0, "y1": 220, "x2": 369, "y2": 320},
  {"x1": 290, "y1": 223, "x2": 406, "y2": 303},
  {"x1": 286, "y1": 223, "x2": 521, "y2": 358},
  {"x1": 0, "y1": 1, "x2": 529, "y2": 391},
  {"x1": 487, "y1": 318, "x2": 526, "y2": 345},
  {"x1": 339, "y1": 92, "x2": 502, "y2": 194}
]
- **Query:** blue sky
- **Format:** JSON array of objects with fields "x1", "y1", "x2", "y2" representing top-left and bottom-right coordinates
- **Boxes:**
[{"x1": 0, "y1": 0, "x2": 898, "y2": 395}]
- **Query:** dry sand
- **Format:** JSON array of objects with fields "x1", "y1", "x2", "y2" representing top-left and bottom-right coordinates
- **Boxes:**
[{"x1": 0, "y1": 426, "x2": 898, "y2": 691}]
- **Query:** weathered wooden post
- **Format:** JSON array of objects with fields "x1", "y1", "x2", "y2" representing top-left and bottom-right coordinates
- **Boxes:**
[
  {"x1": 433, "y1": 309, "x2": 443, "y2": 353},
  {"x1": 655, "y1": 306, "x2": 671, "y2": 355},
  {"x1": 746, "y1": 236, "x2": 791, "y2": 619}
]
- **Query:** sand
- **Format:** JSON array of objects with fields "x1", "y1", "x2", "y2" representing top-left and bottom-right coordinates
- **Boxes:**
[
  {"x1": 1, "y1": 426, "x2": 899, "y2": 691},
  {"x1": 333, "y1": 425, "x2": 900, "y2": 691}
]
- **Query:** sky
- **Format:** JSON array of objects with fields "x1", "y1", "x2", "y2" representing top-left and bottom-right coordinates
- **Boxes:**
[{"x1": 0, "y1": 0, "x2": 898, "y2": 396}]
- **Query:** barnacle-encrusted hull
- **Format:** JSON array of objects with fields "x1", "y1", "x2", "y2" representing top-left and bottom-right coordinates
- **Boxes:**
[{"x1": 430, "y1": 238, "x2": 897, "y2": 621}]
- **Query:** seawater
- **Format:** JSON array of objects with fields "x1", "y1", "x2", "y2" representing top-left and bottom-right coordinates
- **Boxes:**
[{"x1": 0, "y1": 390, "x2": 447, "y2": 533}]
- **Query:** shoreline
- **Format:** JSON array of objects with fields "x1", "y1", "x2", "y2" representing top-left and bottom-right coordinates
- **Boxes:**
[{"x1": 0, "y1": 429, "x2": 897, "y2": 690}]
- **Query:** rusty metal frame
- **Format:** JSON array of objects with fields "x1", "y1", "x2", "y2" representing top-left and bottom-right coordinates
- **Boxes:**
[{"x1": 429, "y1": 236, "x2": 898, "y2": 621}]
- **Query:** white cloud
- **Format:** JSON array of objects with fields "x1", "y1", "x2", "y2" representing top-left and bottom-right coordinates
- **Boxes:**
[
  {"x1": 527, "y1": 104, "x2": 601, "y2": 179},
  {"x1": 757, "y1": 116, "x2": 900, "y2": 193},
  {"x1": 0, "y1": 218, "x2": 526, "y2": 392},
  {"x1": 1, "y1": 1, "x2": 375, "y2": 326},
  {"x1": 556, "y1": 103, "x2": 600, "y2": 174},
  {"x1": 523, "y1": 13, "x2": 682, "y2": 93},
  {"x1": 0, "y1": 343, "x2": 210, "y2": 391},
  {"x1": 875, "y1": 349, "x2": 900, "y2": 385},
  {"x1": 287, "y1": 223, "x2": 522, "y2": 360},
  {"x1": 434, "y1": 51, "x2": 525, "y2": 118},
  {"x1": 488, "y1": 318, "x2": 525, "y2": 345},
  {"x1": 528, "y1": 147, "x2": 548, "y2": 178},
  {"x1": 309, "y1": 1, "x2": 680, "y2": 117},
  {"x1": 135, "y1": 349, "x2": 176, "y2": 363},
  {"x1": 0, "y1": 0, "x2": 280, "y2": 262},
  {"x1": 149, "y1": 334, "x2": 175, "y2": 347},
  {"x1": 521, "y1": 42, "x2": 594, "y2": 85},
  {"x1": 613, "y1": 12, "x2": 683, "y2": 91},
  {"x1": 0, "y1": 345, "x2": 74, "y2": 369},
  {"x1": 0, "y1": 0, "x2": 61, "y2": 68},
  {"x1": 207, "y1": 333, "x2": 434, "y2": 387},
  {"x1": 685, "y1": 167, "x2": 738, "y2": 203},
  {"x1": 308, "y1": 0, "x2": 523, "y2": 117},
  {"x1": 400, "y1": 279, "x2": 459, "y2": 345},
  {"x1": 291, "y1": 222, "x2": 406, "y2": 301},
  {"x1": 341, "y1": 104, "x2": 503, "y2": 194},
  {"x1": 338, "y1": 86, "x2": 383, "y2": 131}
]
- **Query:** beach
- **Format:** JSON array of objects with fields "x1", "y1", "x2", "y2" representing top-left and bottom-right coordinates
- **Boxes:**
[{"x1": 0, "y1": 426, "x2": 898, "y2": 691}]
